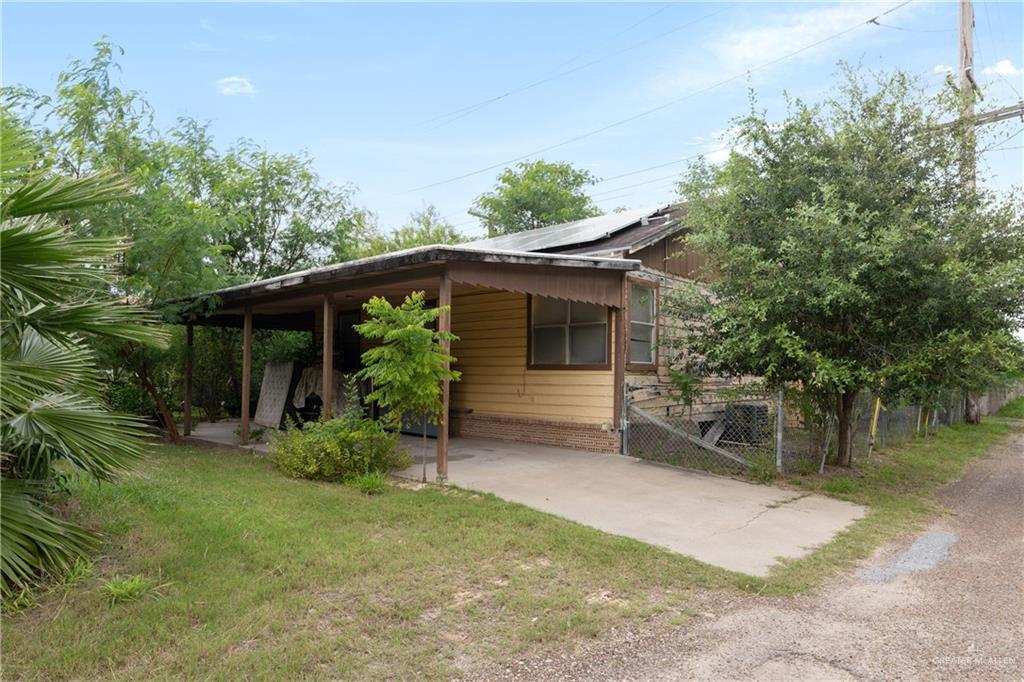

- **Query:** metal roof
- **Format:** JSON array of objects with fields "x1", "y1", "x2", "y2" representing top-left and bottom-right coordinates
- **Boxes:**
[
  {"x1": 463, "y1": 205, "x2": 670, "y2": 253},
  {"x1": 170, "y1": 244, "x2": 640, "y2": 311}
]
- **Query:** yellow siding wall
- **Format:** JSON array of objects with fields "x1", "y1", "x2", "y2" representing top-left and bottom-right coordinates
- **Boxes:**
[{"x1": 450, "y1": 289, "x2": 616, "y2": 425}]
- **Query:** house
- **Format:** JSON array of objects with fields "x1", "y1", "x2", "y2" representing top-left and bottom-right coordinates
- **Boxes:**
[{"x1": 176, "y1": 204, "x2": 705, "y2": 479}]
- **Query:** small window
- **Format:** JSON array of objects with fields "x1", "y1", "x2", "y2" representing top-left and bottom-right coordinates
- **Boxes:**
[
  {"x1": 629, "y1": 283, "x2": 657, "y2": 365},
  {"x1": 530, "y1": 297, "x2": 608, "y2": 366}
]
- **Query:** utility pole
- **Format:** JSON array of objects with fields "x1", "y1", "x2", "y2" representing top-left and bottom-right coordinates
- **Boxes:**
[{"x1": 958, "y1": 0, "x2": 977, "y2": 189}]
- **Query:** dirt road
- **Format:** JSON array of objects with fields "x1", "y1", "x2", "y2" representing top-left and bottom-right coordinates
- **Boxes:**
[{"x1": 476, "y1": 430, "x2": 1024, "y2": 681}]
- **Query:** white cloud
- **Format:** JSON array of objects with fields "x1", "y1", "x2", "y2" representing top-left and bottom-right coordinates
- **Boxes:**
[
  {"x1": 933, "y1": 64, "x2": 953, "y2": 75},
  {"x1": 199, "y1": 19, "x2": 214, "y2": 32},
  {"x1": 650, "y1": 2, "x2": 923, "y2": 96},
  {"x1": 216, "y1": 76, "x2": 256, "y2": 97},
  {"x1": 982, "y1": 59, "x2": 1023, "y2": 77},
  {"x1": 186, "y1": 41, "x2": 225, "y2": 53}
]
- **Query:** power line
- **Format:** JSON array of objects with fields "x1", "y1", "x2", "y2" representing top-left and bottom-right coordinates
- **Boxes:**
[
  {"x1": 417, "y1": 4, "x2": 673, "y2": 127},
  {"x1": 406, "y1": 0, "x2": 916, "y2": 193},
  {"x1": 870, "y1": 20, "x2": 953, "y2": 33},
  {"x1": 419, "y1": 5, "x2": 728, "y2": 130}
]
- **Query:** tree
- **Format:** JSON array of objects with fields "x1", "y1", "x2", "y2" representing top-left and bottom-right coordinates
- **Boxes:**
[
  {"x1": 1, "y1": 114, "x2": 162, "y2": 594},
  {"x1": 470, "y1": 160, "x2": 601, "y2": 236},
  {"x1": 673, "y1": 68, "x2": 1024, "y2": 467},
  {"x1": 360, "y1": 205, "x2": 466, "y2": 257},
  {"x1": 355, "y1": 292, "x2": 460, "y2": 482},
  {"x1": 4, "y1": 41, "x2": 371, "y2": 439}
]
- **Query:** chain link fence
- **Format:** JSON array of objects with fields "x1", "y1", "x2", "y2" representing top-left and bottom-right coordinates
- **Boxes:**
[
  {"x1": 623, "y1": 381, "x2": 1023, "y2": 478},
  {"x1": 623, "y1": 385, "x2": 780, "y2": 475}
]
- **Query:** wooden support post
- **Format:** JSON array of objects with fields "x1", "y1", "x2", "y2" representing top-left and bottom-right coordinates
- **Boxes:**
[
  {"x1": 240, "y1": 306, "x2": 252, "y2": 445},
  {"x1": 322, "y1": 294, "x2": 335, "y2": 419},
  {"x1": 613, "y1": 279, "x2": 627, "y2": 433},
  {"x1": 436, "y1": 272, "x2": 451, "y2": 482},
  {"x1": 184, "y1": 323, "x2": 193, "y2": 437}
]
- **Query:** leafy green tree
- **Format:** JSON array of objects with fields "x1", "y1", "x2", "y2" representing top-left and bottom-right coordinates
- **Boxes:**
[
  {"x1": 4, "y1": 40, "x2": 371, "y2": 438},
  {"x1": 213, "y1": 141, "x2": 367, "y2": 279},
  {"x1": 470, "y1": 160, "x2": 601, "y2": 236},
  {"x1": 1, "y1": 114, "x2": 163, "y2": 594},
  {"x1": 360, "y1": 205, "x2": 466, "y2": 256},
  {"x1": 355, "y1": 292, "x2": 460, "y2": 482},
  {"x1": 673, "y1": 68, "x2": 1024, "y2": 466}
]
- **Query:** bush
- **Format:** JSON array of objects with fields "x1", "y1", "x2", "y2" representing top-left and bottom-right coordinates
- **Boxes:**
[
  {"x1": 270, "y1": 417, "x2": 410, "y2": 482},
  {"x1": 107, "y1": 382, "x2": 156, "y2": 416}
]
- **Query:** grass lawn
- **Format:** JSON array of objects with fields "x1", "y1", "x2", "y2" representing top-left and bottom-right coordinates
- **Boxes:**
[{"x1": 2, "y1": 419, "x2": 1016, "y2": 679}]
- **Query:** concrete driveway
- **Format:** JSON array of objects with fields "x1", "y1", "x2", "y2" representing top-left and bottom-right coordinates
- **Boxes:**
[{"x1": 397, "y1": 436, "x2": 864, "y2": 576}]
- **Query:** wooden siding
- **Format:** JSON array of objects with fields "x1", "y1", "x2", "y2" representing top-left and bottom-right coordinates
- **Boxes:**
[
  {"x1": 450, "y1": 289, "x2": 616, "y2": 425},
  {"x1": 632, "y1": 236, "x2": 706, "y2": 280}
]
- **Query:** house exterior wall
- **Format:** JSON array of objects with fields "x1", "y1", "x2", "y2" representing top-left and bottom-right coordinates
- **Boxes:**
[
  {"x1": 448, "y1": 288, "x2": 620, "y2": 452},
  {"x1": 624, "y1": 264, "x2": 748, "y2": 422}
]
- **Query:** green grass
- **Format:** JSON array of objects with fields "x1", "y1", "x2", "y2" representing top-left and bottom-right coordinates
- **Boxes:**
[
  {"x1": 348, "y1": 471, "x2": 389, "y2": 495},
  {"x1": 101, "y1": 574, "x2": 168, "y2": 606},
  {"x1": 996, "y1": 395, "x2": 1024, "y2": 418},
  {"x1": 2, "y1": 445, "x2": 734, "y2": 680},
  {"x1": 3, "y1": 420, "x2": 1015, "y2": 679}
]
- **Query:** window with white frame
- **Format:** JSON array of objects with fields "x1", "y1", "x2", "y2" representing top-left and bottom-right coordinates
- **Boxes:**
[
  {"x1": 629, "y1": 282, "x2": 657, "y2": 365},
  {"x1": 530, "y1": 297, "x2": 608, "y2": 366}
]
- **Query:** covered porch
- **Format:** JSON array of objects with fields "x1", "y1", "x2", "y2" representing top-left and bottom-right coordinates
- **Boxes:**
[{"x1": 177, "y1": 246, "x2": 638, "y2": 480}]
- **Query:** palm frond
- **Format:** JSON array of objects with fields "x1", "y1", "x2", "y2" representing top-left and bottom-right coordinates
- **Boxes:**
[
  {"x1": 0, "y1": 112, "x2": 131, "y2": 218},
  {"x1": 0, "y1": 479, "x2": 98, "y2": 596},
  {"x1": 0, "y1": 218, "x2": 125, "y2": 309},
  {"x1": 0, "y1": 328, "x2": 103, "y2": 417},
  {"x1": 17, "y1": 299, "x2": 167, "y2": 349},
  {"x1": 4, "y1": 393, "x2": 147, "y2": 481},
  {"x1": 1, "y1": 171, "x2": 132, "y2": 220}
]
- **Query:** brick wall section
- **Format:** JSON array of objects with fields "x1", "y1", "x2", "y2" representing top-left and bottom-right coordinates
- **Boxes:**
[{"x1": 452, "y1": 414, "x2": 621, "y2": 453}]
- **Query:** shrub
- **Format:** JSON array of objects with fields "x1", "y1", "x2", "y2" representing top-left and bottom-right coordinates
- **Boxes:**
[
  {"x1": 107, "y1": 382, "x2": 156, "y2": 416},
  {"x1": 350, "y1": 471, "x2": 389, "y2": 495},
  {"x1": 271, "y1": 416, "x2": 410, "y2": 482}
]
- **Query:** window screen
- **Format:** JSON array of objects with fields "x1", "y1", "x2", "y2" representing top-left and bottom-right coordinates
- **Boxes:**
[
  {"x1": 530, "y1": 297, "x2": 608, "y2": 366},
  {"x1": 629, "y1": 283, "x2": 657, "y2": 364}
]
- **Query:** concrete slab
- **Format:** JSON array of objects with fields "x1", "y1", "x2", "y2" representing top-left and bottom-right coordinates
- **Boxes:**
[
  {"x1": 397, "y1": 436, "x2": 865, "y2": 577},
  {"x1": 188, "y1": 420, "x2": 270, "y2": 453},
  {"x1": 187, "y1": 422, "x2": 865, "y2": 576}
]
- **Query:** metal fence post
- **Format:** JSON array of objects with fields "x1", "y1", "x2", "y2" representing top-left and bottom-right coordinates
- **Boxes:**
[
  {"x1": 775, "y1": 388, "x2": 785, "y2": 473},
  {"x1": 621, "y1": 386, "x2": 630, "y2": 456}
]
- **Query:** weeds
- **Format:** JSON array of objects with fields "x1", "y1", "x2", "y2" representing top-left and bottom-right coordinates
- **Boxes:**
[
  {"x1": 101, "y1": 574, "x2": 169, "y2": 606},
  {"x1": 349, "y1": 471, "x2": 389, "y2": 495},
  {"x1": 823, "y1": 476, "x2": 856, "y2": 495},
  {"x1": 747, "y1": 452, "x2": 777, "y2": 483},
  {"x1": 793, "y1": 457, "x2": 818, "y2": 476}
]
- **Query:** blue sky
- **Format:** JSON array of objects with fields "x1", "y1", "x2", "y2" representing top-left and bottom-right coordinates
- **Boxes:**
[{"x1": 4, "y1": 1, "x2": 1022, "y2": 237}]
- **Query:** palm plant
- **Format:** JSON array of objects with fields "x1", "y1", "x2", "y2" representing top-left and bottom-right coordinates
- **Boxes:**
[{"x1": 1, "y1": 113, "x2": 164, "y2": 595}]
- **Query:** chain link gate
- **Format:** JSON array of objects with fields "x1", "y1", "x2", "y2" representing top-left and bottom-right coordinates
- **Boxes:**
[{"x1": 622, "y1": 390, "x2": 780, "y2": 475}]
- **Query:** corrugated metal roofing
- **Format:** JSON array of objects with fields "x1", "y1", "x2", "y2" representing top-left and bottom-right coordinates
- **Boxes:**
[{"x1": 463, "y1": 205, "x2": 669, "y2": 253}]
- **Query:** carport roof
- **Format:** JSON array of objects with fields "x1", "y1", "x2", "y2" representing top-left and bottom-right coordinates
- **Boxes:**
[{"x1": 167, "y1": 244, "x2": 641, "y2": 325}]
